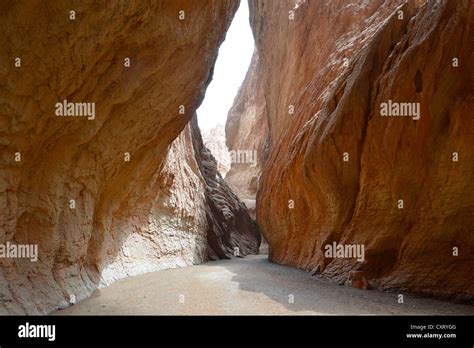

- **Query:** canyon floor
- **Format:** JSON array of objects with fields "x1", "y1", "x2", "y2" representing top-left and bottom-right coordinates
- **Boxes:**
[{"x1": 54, "y1": 255, "x2": 474, "y2": 315}]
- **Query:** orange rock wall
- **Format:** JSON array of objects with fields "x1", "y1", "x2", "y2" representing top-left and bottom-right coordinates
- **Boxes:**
[{"x1": 251, "y1": 0, "x2": 474, "y2": 301}]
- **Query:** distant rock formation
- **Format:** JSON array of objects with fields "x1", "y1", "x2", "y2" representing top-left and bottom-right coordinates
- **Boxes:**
[
  {"x1": 225, "y1": 50, "x2": 267, "y2": 203},
  {"x1": 201, "y1": 124, "x2": 231, "y2": 177}
]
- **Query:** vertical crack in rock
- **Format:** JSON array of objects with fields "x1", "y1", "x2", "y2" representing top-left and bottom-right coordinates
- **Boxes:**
[
  {"x1": 224, "y1": 48, "x2": 269, "y2": 252},
  {"x1": 225, "y1": 50, "x2": 268, "y2": 211}
]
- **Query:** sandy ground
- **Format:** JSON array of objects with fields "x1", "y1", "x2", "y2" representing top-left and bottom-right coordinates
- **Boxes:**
[{"x1": 54, "y1": 255, "x2": 474, "y2": 315}]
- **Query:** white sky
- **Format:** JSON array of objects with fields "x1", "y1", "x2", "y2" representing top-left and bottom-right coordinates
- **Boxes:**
[{"x1": 197, "y1": 1, "x2": 254, "y2": 131}]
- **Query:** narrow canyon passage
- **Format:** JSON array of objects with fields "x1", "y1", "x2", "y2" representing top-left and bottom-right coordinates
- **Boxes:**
[
  {"x1": 54, "y1": 255, "x2": 474, "y2": 316},
  {"x1": 1, "y1": 0, "x2": 473, "y2": 317}
]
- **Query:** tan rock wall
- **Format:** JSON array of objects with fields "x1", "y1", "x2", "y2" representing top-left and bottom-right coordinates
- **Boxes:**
[{"x1": 0, "y1": 0, "x2": 250, "y2": 314}]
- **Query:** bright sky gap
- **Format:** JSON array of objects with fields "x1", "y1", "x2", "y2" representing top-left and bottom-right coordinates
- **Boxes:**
[{"x1": 196, "y1": 1, "x2": 254, "y2": 131}]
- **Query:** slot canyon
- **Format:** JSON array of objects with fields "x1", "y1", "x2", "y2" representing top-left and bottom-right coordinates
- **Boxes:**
[{"x1": 0, "y1": 0, "x2": 473, "y2": 315}]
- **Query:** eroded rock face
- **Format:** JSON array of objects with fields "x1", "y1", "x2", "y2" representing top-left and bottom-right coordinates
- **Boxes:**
[
  {"x1": 0, "y1": 0, "x2": 253, "y2": 314},
  {"x1": 250, "y1": 0, "x2": 474, "y2": 301},
  {"x1": 225, "y1": 50, "x2": 267, "y2": 203},
  {"x1": 190, "y1": 117, "x2": 260, "y2": 260}
]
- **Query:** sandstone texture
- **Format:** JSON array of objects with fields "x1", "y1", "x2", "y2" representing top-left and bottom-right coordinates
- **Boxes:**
[
  {"x1": 201, "y1": 124, "x2": 231, "y2": 177},
  {"x1": 0, "y1": 0, "x2": 260, "y2": 315},
  {"x1": 250, "y1": 0, "x2": 474, "y2": 301}
]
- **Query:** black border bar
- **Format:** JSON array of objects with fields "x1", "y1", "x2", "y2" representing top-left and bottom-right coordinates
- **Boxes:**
[{"x1": 0, "y1": 315, "x2": 473, "y2": 346}]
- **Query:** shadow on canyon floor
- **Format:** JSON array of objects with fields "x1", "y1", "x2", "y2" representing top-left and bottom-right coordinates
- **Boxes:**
[
  {"x1": 206, "y1": 255, "x2": 474, "y2": 315},
  {"x1": 54, "y1": 254, "x2": 474, "y2": 315}
]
